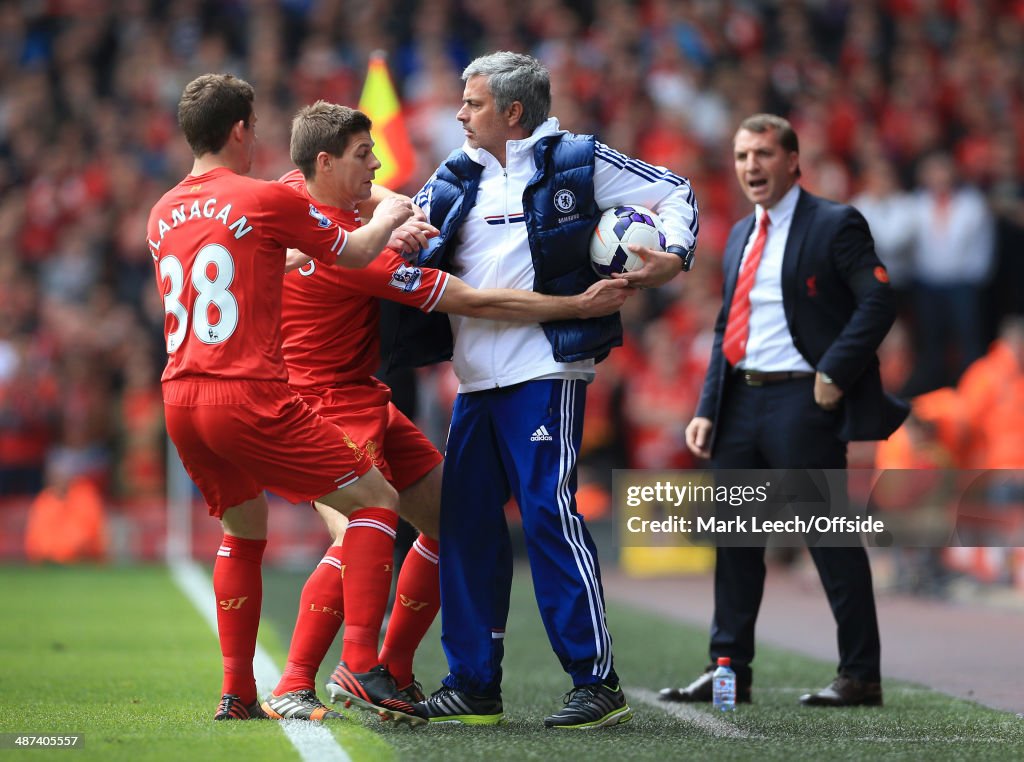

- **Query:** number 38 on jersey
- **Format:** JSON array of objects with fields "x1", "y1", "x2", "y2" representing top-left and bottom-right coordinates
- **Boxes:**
[{"x1": 160, "y1": 243, "x2": 239, "y2": 353}]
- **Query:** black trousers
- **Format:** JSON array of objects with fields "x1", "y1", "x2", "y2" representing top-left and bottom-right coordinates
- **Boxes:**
[{"x1": 709, "y1": 375, "x2": 881, "y2": 684}]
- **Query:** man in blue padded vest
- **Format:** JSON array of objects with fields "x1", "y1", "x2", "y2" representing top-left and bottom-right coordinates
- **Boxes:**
[{"x1": 393, "y1": 51, "x2": 699, "y2": 728}]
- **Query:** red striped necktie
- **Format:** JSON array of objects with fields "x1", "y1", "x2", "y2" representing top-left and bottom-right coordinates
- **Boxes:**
[{"x1": 722, "y1": 211, "x2": 771, "y2": 367}]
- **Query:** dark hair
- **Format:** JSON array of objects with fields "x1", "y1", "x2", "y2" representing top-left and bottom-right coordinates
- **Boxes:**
[
  {"x1": 290, "y1": 101, "x2": 373, "y2": 179},
  {"x1": 463, "y1": 51, "x2": 551, "y2": 133},
  {"x1": 738, "y1": 113, "x2": 799, "y2": 153},
  {"x1": 737, "y1": 113, "x2": 800, "y2": 176},
  {"x1": 177, "y1": 74, "x2": 255, "y2": 157}
]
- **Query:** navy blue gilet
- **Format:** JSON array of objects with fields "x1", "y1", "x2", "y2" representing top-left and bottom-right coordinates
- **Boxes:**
[{"x1": 389, "y1": 133, "x2": 623, "y2": 371}]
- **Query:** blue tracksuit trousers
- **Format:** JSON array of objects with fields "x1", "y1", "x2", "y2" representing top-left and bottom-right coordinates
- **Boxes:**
[{"x1": 438, "y1": 379, "x2": 615, "y2": 697}]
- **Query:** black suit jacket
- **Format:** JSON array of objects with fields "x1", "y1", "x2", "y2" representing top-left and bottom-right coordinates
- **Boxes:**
[{"x1": 696, "y1": 187, "x2": 909, "y2": 450}]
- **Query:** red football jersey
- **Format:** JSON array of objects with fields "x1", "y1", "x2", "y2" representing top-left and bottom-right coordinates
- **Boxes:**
[
  {"x1": 278, "y1": 169, "x2": 449, "y2": 388},
  {"x1": 147, "y1": 167, "x2": 348, "y2": 383}
]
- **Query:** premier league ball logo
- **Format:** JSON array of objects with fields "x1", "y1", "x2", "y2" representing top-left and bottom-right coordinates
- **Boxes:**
[{"x1": 589, "y1": 205, "x2": 668, "y2": 277}]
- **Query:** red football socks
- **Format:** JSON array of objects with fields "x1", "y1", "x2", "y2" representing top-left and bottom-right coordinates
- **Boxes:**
[
  {"x1": 339, "y1": 508, "x2": 398, "y2": 672},
  {"x1": 378, "y1": 534, "x2": 440, "y2": 688},
  {"x1": 274, "y1": 545, "x2": 345, "y2": 695},
  {"x1": 212, "y1": 534, "x2": 267, "y2": 705}
]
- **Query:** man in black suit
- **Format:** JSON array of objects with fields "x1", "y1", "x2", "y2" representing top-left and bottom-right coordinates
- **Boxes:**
[{"x1": 660, "y1": 114, "x2": 908, "y2": 707}]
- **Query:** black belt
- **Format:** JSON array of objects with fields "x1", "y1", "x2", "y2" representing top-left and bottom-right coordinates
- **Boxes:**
[{"x1": 735, "y1": 370, "x2": 815, "y2": 386}]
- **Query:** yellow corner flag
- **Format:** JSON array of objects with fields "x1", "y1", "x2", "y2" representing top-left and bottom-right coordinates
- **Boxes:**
[{"x1": 358, "y1": 50, "x2": 416, "y2": 190}]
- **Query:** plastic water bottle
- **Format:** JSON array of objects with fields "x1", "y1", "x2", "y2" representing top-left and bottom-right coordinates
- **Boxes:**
[{"x1": 712, "y1": 656, "x2": 736, "y2": 712}]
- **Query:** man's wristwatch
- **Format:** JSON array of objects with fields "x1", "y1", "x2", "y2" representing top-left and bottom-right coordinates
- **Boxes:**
[
  {"x1": 666, "y1": 244, "x2": 694, "y2": 272},
  {"x1": 819, "y1": 372, "x2": 835, "y2": 385}
]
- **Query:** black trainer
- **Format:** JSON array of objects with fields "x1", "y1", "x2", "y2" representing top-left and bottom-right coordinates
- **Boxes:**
[
  {"x1": 544, "y1": 683, "x2": 632, "y2": 729},
  {"x1": 326, "y1": 661, "x2": 426, "y2": 726},
  {"x1": 414, "y1": 686, "x2": 504, "y2": 725},
  {"x1": 213, "y1": 694, "x2": 269, "y2": 721}
]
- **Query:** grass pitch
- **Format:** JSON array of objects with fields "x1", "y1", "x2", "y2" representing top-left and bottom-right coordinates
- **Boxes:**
[{"x1": 1, "y1": 564, "x2": 1021, "y2": 761}]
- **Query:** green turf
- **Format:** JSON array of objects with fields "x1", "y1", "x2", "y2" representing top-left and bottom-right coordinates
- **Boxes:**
[
  {"x1": 1, "y1": 564, "x2": 1021, "y2": 762},
  {"x1": 0, "y1": 565, "x2": 390, "y2": 762},
  {"x1": 259, "y1": 565, "x2": 1024, "y2": 762}
]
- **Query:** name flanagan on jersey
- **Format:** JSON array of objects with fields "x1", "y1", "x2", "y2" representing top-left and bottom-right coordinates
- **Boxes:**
[{"x1": 148, "y1": 198, "x2": 254, "y2": 257}]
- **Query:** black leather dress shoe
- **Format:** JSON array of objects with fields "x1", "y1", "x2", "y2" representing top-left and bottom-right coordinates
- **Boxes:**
[
  {"x1": 659, "y1": 667, "x2": 752, "y2": 704},
  {"x1": 799, "y1": 674, "x2": 883, "y2": 707}
]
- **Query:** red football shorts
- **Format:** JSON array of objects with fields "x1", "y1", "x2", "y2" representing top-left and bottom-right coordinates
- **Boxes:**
[
  {"x1": 163, "y1": 379, "x2": 374, "y2": 517},
  {"x1": 294, "y1": 377, "x2": 442, "y2": 493}
]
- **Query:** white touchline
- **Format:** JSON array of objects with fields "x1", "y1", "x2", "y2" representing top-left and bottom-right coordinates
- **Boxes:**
[
  {"x1": 628, "y1": 687, "x2": 760, "y2": 739},
  {"x1": 170, "y1": 560, "x2": 353, "y2": 762}
]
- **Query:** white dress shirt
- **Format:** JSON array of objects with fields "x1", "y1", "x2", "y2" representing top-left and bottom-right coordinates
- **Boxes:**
[{"x1": 736, "y1": 183, "x2": 814, "y2": 373}]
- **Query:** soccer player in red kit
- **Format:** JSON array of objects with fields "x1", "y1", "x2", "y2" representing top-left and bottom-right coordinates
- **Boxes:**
[
  {"x1": 265, "y1": 100, "x2": 632, "y2": 721},
  {"x1": 147, "y1": 75, "x2": 417, "y2": 722}
]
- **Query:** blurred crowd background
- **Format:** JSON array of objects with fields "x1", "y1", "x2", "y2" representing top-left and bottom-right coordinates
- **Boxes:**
[{"x1": 1, "y1": 0, "x2": 1021, "y2": 584}]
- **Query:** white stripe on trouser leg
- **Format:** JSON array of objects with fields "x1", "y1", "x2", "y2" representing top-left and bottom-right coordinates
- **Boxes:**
[
  {"x1": 561, "y1": 380, "x2": 613, "y2": 678},
  {"x1": 554, "y1": 379, "x2": 612, "y2": 679},
  {"x1": 564, "y1": 380, "x2": 613, "y2": 677},
  {"x1": 557, "y1": 380, "x2": 612, "y2": 677}
]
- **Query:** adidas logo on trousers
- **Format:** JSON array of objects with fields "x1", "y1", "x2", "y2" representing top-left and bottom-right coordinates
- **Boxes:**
[{"x1": 530, "y1": 425, "x2": 553, "y2": 442}]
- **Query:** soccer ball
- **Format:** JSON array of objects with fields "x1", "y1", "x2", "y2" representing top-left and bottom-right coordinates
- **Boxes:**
[{"x1": 589, "y1": 205, "x2": 667, "y2": 278}]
